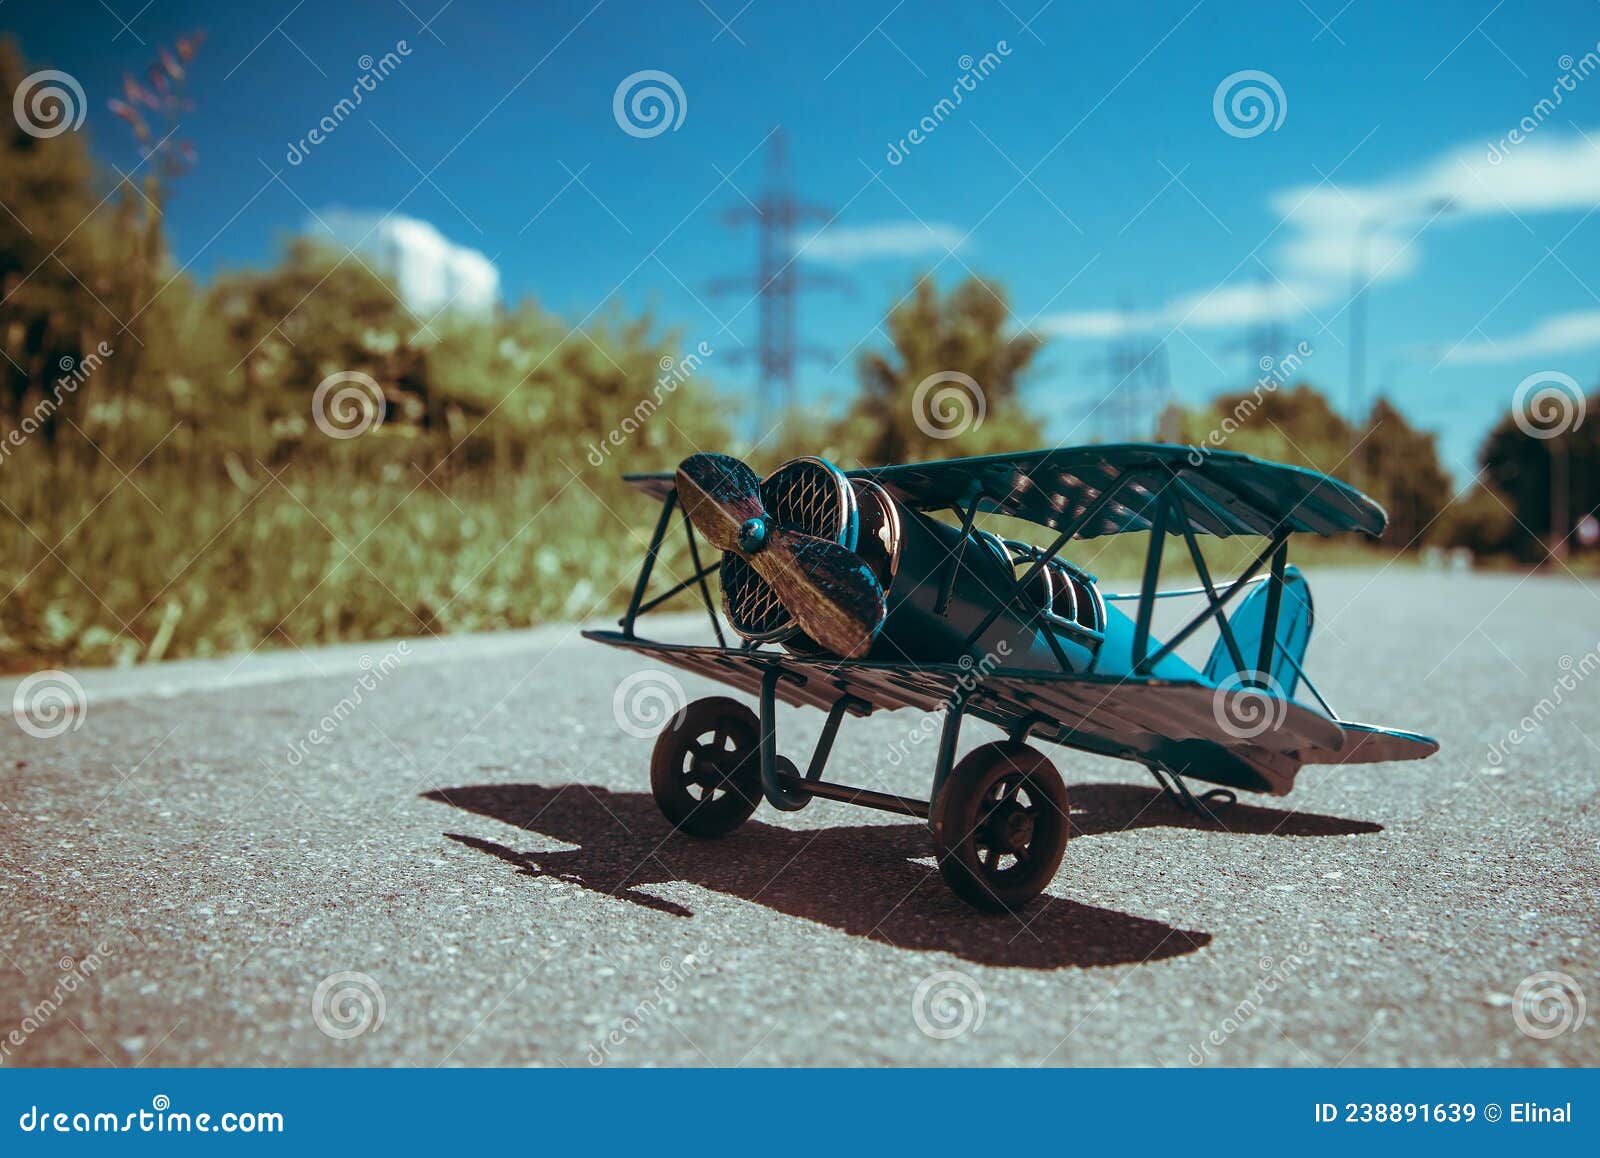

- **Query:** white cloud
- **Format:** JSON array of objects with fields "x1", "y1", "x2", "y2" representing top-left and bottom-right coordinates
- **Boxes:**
[
  {"x1": 1037, "y1": 279, "x2": 1327, "y2": 339},
  {"x1": 1438, "y1": 307, "x2": 1600, "y2": 365},
  {"x1": 1169, "y1": 280, "x2": 1328, "y2": 327},
  {"x1": 1272, "y1": 130, "x2": 1600, "y2": 284},
  {"x1": 798, "y1": 221, "x2": 964, "y2": 264},
  {"x1": 1039, "y1": 130, "x2": 1600, "y2": 344},
  {"x1": 313, "y1": 209, "x2": 500, "y2": 317},
  {"x1": 1276, "y1": 227, "x2": 1423, "y2": 283},
  {"x1": 1039, "y1": 308, "x2": 1151, "y2": 339}
]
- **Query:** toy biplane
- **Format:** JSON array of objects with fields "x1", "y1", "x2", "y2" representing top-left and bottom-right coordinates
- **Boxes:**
[{"x1": 584, "y1": 446, "x2": 1438, "y2": 913}]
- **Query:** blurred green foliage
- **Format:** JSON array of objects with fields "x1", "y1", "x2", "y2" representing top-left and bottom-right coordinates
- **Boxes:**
[
  {"x1": 4, "y1": 34, "x2": 1583, "y2": 669},
  {"x1": 1437, "y1": 390, "x2": 1600, "y2": 563},
  {"x1": 1166, "y1": 383, "x2": 1454, "y2": 549},
  {"x1": 0, "y1": 36, "x2": 728, "y2": 668},
  {"x1": 834, "y1": 276, "x2": 1043, "y2": 465}
]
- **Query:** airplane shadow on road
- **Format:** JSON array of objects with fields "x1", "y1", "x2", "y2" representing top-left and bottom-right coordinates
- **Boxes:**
[{"x1": 425, "y1": 781, "x2": 1380, "y2": 971}]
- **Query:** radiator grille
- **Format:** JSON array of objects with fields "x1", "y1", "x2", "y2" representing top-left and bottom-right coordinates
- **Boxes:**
[{"x1": 721, "y1": 458, "x2": 855, "y2": 640}]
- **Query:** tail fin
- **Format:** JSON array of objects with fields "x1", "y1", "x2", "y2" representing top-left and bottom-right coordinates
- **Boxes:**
[{"x1": 1204, "y1": 565, "x2": 1313, "y2": 696}]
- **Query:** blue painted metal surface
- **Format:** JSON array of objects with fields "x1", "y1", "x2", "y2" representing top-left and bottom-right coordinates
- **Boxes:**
[
  {"x1": 625, "y1": 443, "x2": 1389, "y2": 539},
  {"x1": 603, "y1": 444, "x2": 1435, "y2": 808},
  {"x1": 1206, "y1": 563, "x2": 1315, "y2": 694}
]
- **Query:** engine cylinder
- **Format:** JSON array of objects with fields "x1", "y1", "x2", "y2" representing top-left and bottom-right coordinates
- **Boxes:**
[{"x1": 720, "y1": 457, "x2": 1102, "y2": 672}]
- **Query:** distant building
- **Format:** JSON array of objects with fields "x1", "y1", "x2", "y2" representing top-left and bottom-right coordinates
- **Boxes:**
[{"x1": 313, "y1": 209, "x2": 499, "y2": 318}]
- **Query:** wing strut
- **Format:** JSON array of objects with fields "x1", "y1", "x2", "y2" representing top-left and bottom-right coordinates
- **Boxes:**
[
  {"x1": 934, "y1": 484, "x2": 983, "y2": 615},
  {"x1": 960, "y1": 470, "x2": 1145, "y2": 652},
  {"x1": 1137, "y1": 525, "x2": 1292, "y2": 672},
  {"x1": 619, "y1": 485, "x2": 727, "y2": 645},
  {"x1": 1173, "y1": 497, "x2": 1248, "y2": 675}
]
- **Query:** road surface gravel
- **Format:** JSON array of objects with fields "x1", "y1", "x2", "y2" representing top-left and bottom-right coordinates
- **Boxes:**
[{"x1": 1, "y1": 568, "x2": 1596, "y2": 1066}]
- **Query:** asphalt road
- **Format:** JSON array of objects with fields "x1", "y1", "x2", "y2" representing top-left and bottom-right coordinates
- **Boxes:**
[{"x1": 2, "y1": 568, "x2": 1596, "y2": 1067}]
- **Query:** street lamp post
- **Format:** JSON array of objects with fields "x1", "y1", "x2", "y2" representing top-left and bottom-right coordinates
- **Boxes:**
[
  {"x1": 1550, "y1": 436, "x2": 1569, "y2": 565},
  {"x1": 1348, "y1": 218, "x2": 1381, "y2": 433},
  {"x1": 1346, "y1": 198, "x2": 1456, "y2": 478}
]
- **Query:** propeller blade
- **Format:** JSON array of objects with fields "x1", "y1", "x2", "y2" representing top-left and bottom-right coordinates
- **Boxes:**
[
  {"x1": 675, "y1": 453, "x2": 764, "y2": 552},
  {"x1": 677, "y1": 452, "x2": 887, "y2": 658},
  {"x1": 747, "y1": 527, "x2": 887, "y2": 659}
]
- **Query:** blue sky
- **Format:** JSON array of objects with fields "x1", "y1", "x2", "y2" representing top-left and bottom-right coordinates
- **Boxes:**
[{"x1": 8, "y1": 0, "x2": 1600, "y2": 476}]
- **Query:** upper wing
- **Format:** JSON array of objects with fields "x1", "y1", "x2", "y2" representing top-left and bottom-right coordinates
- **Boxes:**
[
  {"x1": 625, "y1": 443, "x2": 1386, "y2": 540},
  {"x1": 853, "y1": 444, "x2": 1385, "y2": 539}
]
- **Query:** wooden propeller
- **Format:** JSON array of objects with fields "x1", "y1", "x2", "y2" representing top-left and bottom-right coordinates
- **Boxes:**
[{"x1": 676, "y1": 453, "x2": 887, "y2": 659}]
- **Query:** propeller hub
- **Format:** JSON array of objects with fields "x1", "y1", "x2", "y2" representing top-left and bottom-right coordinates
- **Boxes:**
[
  {"x1": 676, "y1": 451, "x2": 887, "y2": 659},
  {"x1": 736, "y1": 517, "x2": 768, "y2": 554}
]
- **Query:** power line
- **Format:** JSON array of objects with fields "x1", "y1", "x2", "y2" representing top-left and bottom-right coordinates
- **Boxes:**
[
  {"x1": 1080, "y1": 308, "x2": 1170, "y2": 442},
  {"x1": 709, "y1": 128, "x2": 845, "y2": 434}
]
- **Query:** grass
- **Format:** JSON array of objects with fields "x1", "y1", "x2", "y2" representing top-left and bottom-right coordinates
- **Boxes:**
[
  {"x1": 0, "y1": 448, "x2": 1413, "y2": 671},
  {"x1": 0, "y1": 452, "x2": 710, "y2": 670}
]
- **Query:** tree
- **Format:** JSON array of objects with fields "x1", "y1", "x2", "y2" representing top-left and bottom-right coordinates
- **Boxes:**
[
  {"x1": 1171, "y1": 382, "x2": 1355, "y2": 480},
  {"x1": 207, "y1": 237, "x2": 423, "y2": 455},
  {"x1": 1, "y1": 34, "x2": 205, "y2": 460},
  {"x1": 1167, "y1": 385, "x2": 1455, "y2": 549},
  {"x1": 1354, "y1": 396, "x2": 1452, "y2": 549},
  {"x1": 0, "y1": 38, "x2": 117, "y2": 445},
  {"x1": 1434, "y1": 484, "x2": 1517, "y2": 559},
  {"x1": 834, "y1": 276, "x2": 1044, "y2": 465},
  {"x1": 1474, "y1": 388, "x2": 1600, "y2": 561}
]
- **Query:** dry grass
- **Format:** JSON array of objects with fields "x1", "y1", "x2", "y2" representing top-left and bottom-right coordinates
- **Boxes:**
[
  {"x1": 0, "y1": 448, "x2": 1408, "y2": 670},
  {"x1": 0, "y1": 453, "x2": 707, "y2": 669}
]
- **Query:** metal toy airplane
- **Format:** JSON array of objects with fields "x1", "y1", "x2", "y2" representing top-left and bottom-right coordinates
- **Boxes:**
[{"x1": 584, "y1": 444, "x2": 1439, "y2": 913}]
